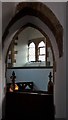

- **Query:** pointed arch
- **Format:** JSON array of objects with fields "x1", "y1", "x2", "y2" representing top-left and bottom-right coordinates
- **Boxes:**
[
  {"x1": 3, "y1": 2, "x2": 63, "y2": 57},
  {"x1": 38, "y1": 41, "x2": 45, "y2": 47},
  {"x1": 5, "y1": 23, "x2": 55, "y2": 70},
  {"x1": 5, "y1": 23, "x2": 55, "y2": 64}
]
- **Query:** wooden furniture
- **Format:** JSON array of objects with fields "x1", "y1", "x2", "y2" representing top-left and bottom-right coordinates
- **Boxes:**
[{"x1": 5, "y1": 91, "x2": 55, "y2": 120}]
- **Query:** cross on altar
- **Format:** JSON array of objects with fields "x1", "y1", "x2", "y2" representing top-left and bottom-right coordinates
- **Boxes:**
[
  {"x1": 48, "y1": 72, "x2": 52, "y2": 81},
  {"x1": 10, "y1": 71, "x2": 16, "y2": 91}
]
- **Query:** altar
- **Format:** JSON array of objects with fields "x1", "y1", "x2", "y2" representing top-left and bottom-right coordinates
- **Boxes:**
[
  {"x1": 5, "y1": 91, "x2": 54, "y2": 120},
  {"x1": 4, "y1": 71, "x2": 54, "y2": 120}
]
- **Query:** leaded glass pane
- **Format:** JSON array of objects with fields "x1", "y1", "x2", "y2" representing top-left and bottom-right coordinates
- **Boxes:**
[
  {"x1": 39, "y1": 55, "x2": 45, "y2": 61},
  {"x1": 40, "y1": 47, "x2": 45, "y2": 54}
]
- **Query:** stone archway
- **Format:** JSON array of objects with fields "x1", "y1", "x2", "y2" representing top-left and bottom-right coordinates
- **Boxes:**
[
  {"x1": 6, "y1": 23, "x2": 55, "y2": 65},
  {"x1": 3, "y1": 2, "x2": 63, "y2": 57},
  {"x1": 9, "y1": 22, "x2": 56, "y2": 82},
  {"x1": 2, "y1": 3, "x2": 65, "y2": 119}
]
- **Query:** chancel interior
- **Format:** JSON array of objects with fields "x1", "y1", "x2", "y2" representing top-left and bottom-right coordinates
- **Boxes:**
[
  {"x1": 5, "y1": 21, "x2": 54, "y2": 120},
  {"x1": 0, "y1": 2, "x2": 66, "y2": 120}
]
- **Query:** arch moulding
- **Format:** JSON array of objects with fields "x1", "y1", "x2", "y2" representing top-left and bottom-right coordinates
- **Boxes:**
[{"x1": 3, "y1": 2, "x2": 63, "y2": 57}]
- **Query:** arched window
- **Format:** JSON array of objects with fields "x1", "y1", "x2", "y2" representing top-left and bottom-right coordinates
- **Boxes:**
[
  {"x1": 38, "y1": 41, "x2": 45, "y2": 61},
  {"x1": 6, "y1": 37, "x2": 54, "y2": 67},
  {"x1": 28, "y1": 42, "x2": 35, "y2": 61}
]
